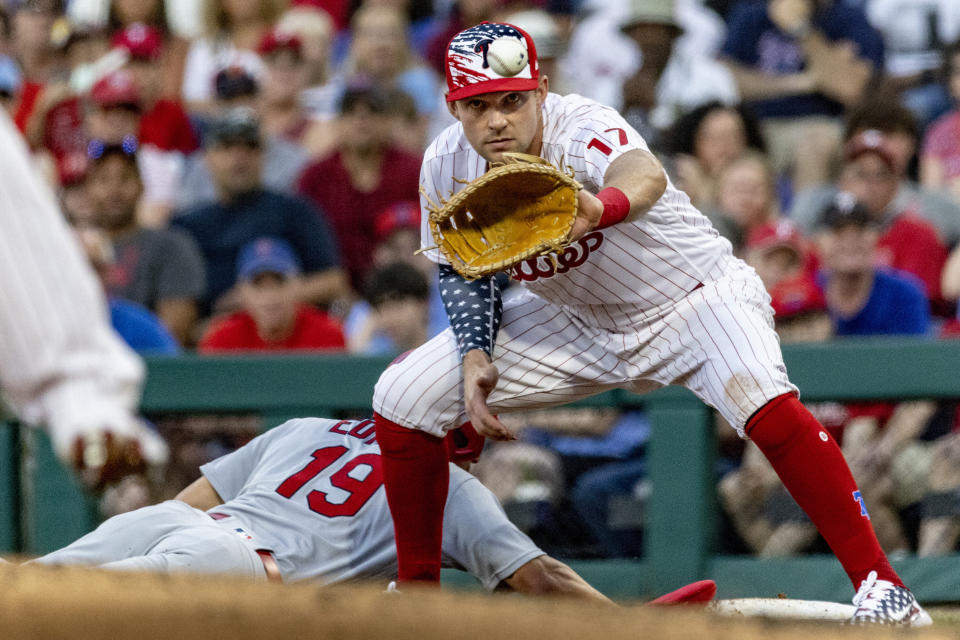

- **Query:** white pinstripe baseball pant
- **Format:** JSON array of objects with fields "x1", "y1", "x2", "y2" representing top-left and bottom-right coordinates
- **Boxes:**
[{"x1": 372, "y1": 257, "x2": 797, "y2": 437}]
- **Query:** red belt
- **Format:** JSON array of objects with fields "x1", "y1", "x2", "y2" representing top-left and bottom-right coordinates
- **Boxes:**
[{"x1": 209, "y1": 512, "x2": 282, "y2": 583}]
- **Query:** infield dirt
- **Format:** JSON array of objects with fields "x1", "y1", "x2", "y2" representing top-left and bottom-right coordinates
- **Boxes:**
[{"x1": 0, "y1": 564, "x2": 952, "y2": 639}]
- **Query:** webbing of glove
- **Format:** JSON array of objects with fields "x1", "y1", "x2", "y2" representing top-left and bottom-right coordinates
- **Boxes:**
[{"x1": 426, "y1": 157, "x2": 581, "y2": 280}]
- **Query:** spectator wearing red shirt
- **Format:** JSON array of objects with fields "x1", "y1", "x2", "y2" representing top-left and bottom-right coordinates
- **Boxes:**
[
  {"x1": 199, "y1": 237, "x2": 346, "y2": 353},
  {"x1": 297, "y1": 85, "x2": 421, "y2": 291},
  {"x1": 832, "y1": 130, "x2": 949, "y2": 309}
]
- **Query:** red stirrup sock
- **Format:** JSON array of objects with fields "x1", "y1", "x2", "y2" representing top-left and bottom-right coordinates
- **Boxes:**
[
  {"x1": 374, "y1": 413, "x2": 449, "y2": 583},
  {"x1": 745, "y1": 393, "x2": 902, "y2": 589}
]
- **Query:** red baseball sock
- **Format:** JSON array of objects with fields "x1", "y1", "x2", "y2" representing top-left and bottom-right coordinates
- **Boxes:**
[
  {"x1": 746, "y1": 393, "x2": 901, "y2": 589},
  {"x1": 374, "y1": 413, "x2": 449, "y2": 583}
]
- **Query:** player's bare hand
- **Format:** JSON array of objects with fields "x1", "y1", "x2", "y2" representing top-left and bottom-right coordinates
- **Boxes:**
[
  {"x1": 569, "y1": 189, "x2": 604, "y2": 242},
  {"x1": 462, "y1": 350, "x2": 515, "y2": 441}
]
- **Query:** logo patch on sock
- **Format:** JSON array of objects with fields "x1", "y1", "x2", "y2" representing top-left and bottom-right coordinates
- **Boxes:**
[{"x1": 853, "y1": 490, "x2": 870, "y2": 519}]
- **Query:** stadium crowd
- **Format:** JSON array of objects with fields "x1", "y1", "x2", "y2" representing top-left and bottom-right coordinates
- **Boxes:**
[{"x1": 5, "y1": 0, "x2": 960, "y2": 560}]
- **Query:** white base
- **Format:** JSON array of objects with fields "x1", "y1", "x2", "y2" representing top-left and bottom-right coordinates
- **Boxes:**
[{"x1": 708, "y1": 598, "x2": 855, "y2": 622}]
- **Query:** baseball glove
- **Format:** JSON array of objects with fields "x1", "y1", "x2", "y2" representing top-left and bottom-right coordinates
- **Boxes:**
[{"x1": 423, "y1": 152, "x2": 581, "y2": 279}]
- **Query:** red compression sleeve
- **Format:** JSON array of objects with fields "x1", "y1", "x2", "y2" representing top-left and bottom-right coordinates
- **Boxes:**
[
  {"x1": 595, "y1": 187, "x2": 630, "y2": 229},
  {"x1": 746, "y1": 393, "x2": 901, "y2": 589},
  {"x1": 374, "y1": 413, "x2": 449, "y2": 583}
]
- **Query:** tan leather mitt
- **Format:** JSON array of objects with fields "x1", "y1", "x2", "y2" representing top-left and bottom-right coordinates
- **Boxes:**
[{"x1": 424, "y1": 152, "x2": 581, "y2": 279}]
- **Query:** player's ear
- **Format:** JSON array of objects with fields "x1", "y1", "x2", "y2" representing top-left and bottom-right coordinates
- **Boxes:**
[
  {"x1": 535, "y1": 76, "x2": 549, "y2": 107},
  {"x1": 446, "y1": 98, "x2": 461, "y2": 121}
]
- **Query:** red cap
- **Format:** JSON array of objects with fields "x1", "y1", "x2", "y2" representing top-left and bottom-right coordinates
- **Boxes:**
[
  {"x1": 445, "y1": 22, "x2": 539, "y2": 102},
  {"x1": 57, "y1": 149, "x2": 89, "y2": 186},
  {"x1": 769, "y1": 273, "x2": 826, "y2": 319},
  {"x1": 90, "y1": 70, "x2": 141, "y2": 107},
  {"x1": 375, "y1": 201, "x2": 421, "y2": 242},
  {"x1": 844, "y1": 129, "x2": 898, "y2": 171},
  {"x1": 745, "y1": 220, "x2": 804, "y2": 257},
  {"x1": 257, "y1": 27, "x2": 302, "y2": 57},
  {"x1": 111, "y1": 22, "x2": 163, "y2": 61}
]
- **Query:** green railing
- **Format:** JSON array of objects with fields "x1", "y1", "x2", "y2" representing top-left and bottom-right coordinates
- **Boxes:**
[{"x1": 6, "y1": 337, "x2": 960, "y2": 602}]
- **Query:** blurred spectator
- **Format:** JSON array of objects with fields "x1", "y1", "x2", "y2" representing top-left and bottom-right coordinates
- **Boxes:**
[
  {"x1": 112, "y1": 24, "x2": 197, "y2": 153},
  {"x1": 275, "y1": 6, "x2": 338, "y2": 125},
  {"x1": 181, "y1": 0, "x2": 282, "y2": 112},
  {"x1": 720, "y1": 197, "x2": 933, "y2": 556},
  {"x1": 720, "y1": 0, "x2": 884, "y2": 190},
  {"x1": 297, "y1": 85, "x2": 421, "y2": 291},
  {"x1": 344, "y1": 201, "x2": 448, "y2": 354},
  {"x1": 794, "y1": 98, "x2": 960, "y2": 247},
  {"x1": 85, "y1": 69, "x2": 141, "y2": 143},
  {"x1": 173, "y1": 107, "x2": 347, "y2": 316},
  {"x1": 424, "y1": 0, "x2": 496, "y2": 76},
  {"x1": 865, "y1": 0, "x2": 960, "y2": 130},
  {"x1": 346, "y1": 261, "x2": 430, "y2": 356},
  {"x1": 793, "y1": 130, "x2": 950, "y2": 305},
  {"x1": 102, "y1": 0, "x2": 191, "y2": 99},
  {"x1": 111, "y1": 24, "x2": 199, "y2": 226},
  {"x1": 198, "y1": 237, "x2": 346, "y2": 352},
  {"x1": 664, "y1": 101, "x2": 766, "y2": 211},
  {"x1": 561, "y1": 0, "x2": 728, "y2": 116},
  {"x1": 921, "y1": 41, "x2": 960, "y2": 204},
  {"x1": 256, "y1": 26, "x2": 333, "y2": 154},
  {"x1": 177, "y1": 67, "x2": 309, "y2": 208},
  {"x1": 503, "y1": 9, "x2": 570, "y2": 95},
  {"x1": 618, "y1": 0, "x2": 737, "y2": 148},
  {"x1": 85, "y1": 140, "x2": 205, "y2": 345},
  {"x1": 74, "y1": 225, "x2": 180, "y2": 354},
  {"x1": 742, "y1": 219, "x2": 808, "y2": 291},
  {"x1": 814, "y1": 192, "x2": 931, "y2": 337},
  {"x1": 709, "y1": 151, "x2": 780, "y2": 252},
  {"x1": 342, "y1": 5, "x2": 440, "y2": 145},
  {"x1": 11, "y1": 0, "x2": 68, "y2": 134},
  {"x1": 0, "y1": 55, "x2": 21, "y2": 117}
]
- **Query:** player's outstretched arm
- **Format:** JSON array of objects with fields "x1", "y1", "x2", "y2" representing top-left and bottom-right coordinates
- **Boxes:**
[
  {"x1": 175, "y1": 476, "x2": 224, "y2": 511},
  {"x1": 569, "y1": 149, "x2": 668, "y2": 242},
  {"x1": 437, "y1": 264, "x2": 514, "y2": 441},
  {"x1": 462, "y1": 350, "x2": 515, "y2": 441},
  {"x1": 504, "y1": 555, "x2": 614, "y2": 605}
]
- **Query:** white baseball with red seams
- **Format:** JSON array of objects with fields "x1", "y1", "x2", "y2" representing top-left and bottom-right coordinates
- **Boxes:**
[
  {"x1": 486, "y1": 38, "x2": 528, "y2": 77},
  {"x1": 372, "y1": 92, "x2": 797, "y2": 437}
]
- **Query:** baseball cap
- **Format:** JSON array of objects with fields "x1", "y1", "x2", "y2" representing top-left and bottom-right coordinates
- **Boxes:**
[
  {"x1": 237, "y1": 237, "x2": 301, "y2": 281},
  {"x1": 375, "y1": 201, "x2": 421, "y2": 242},
  {"x1": 745, "y1": 220, "x2": 804, "y2": 259},
  {"x1": 89, "y1": 70, "x2": 141, "y2": 108},
  {"x1": 257, "y1": 27, "x2": 302, "y2": 57},
  {"x1": 214, "y1": 66, "x2": 259, "y2": 101},
  {"x1": 205, "y1": 107, "x2": 262, "y2": 147},
  {"x1": 620, "y1": 0, "x2": 683, "y2": 32},
  {"x1": 844, "y1": 129, "x2": 898, "y2": 171},
  {"x1": 769, "y1": 273, "x2": 826, "y2": 320},
  {"x1": 111, "y1": 23, "x2": 163, "y2": 61},
  {"x1": 818, "y1": 191, "x2": 874, "y2": 231},
  {"x1": 445, "y1": 22, "x2": 539, "y2": 103}
]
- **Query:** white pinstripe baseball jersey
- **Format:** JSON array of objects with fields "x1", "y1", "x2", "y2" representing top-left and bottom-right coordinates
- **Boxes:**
[
  {"x1": 419, "y1": 92, "x2": 733, "y2": 320},
  {"x1": 375, "y1": 91, "x2": 796, "y2": 435},
  {"x1": 0, "y1": 110, "x2": 158, "y2": 462}
]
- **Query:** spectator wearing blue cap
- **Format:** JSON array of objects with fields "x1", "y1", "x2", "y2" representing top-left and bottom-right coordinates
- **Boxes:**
[{"x1": 198, "y1": 237, "x2": 346, "y2": 353}]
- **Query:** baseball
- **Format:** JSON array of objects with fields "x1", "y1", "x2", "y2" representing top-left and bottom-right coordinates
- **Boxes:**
[{"x1": 487, "y1": 38, "x2": 528, "y2": 77}]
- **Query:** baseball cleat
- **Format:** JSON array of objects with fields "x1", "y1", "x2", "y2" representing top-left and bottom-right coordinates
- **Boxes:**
[{"x1": 848, "y1": 571, "x2": 933, "y2": 626}]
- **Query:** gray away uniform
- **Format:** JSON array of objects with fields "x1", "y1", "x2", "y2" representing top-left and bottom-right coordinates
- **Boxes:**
[{"x1": 34, "y1": 418, "x2": 543, "y2": 588}]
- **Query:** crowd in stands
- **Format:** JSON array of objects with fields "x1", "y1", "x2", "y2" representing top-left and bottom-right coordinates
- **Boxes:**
[{"x1": 7, "y1": 0, "x2": 960, "y2": 559}]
